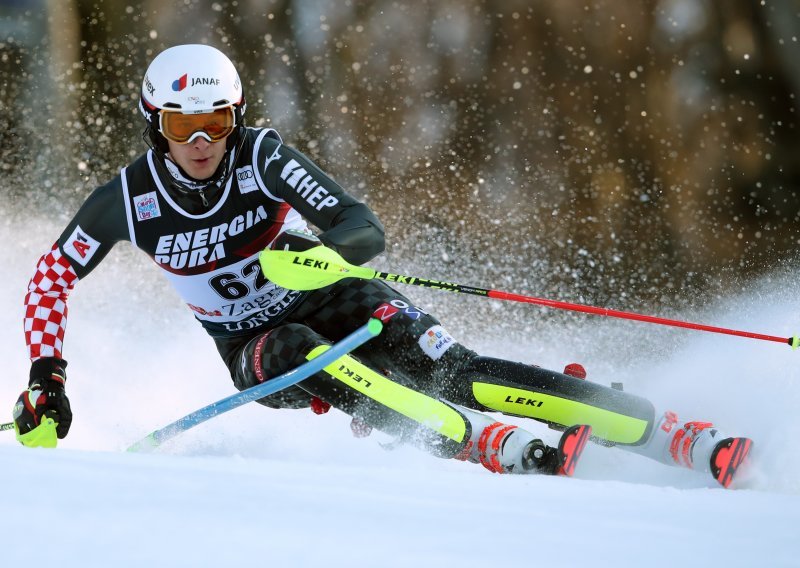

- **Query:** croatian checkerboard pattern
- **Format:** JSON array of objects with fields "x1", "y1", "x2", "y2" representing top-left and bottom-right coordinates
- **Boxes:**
[{"x1": 24, "y1": 244, "x2": 79, "y2": 360}]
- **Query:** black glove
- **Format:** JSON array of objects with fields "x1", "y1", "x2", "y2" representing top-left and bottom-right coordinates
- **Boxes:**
[
  {"x1": 271, "y1": 229, "x2": 322, "y2": 252},
  {"x1": 13, "y1": 358, "x2": 72, "y2": 441}
]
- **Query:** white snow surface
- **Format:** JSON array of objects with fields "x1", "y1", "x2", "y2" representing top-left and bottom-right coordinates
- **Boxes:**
[{"x1": 1, "y1": 218, "x2": 798, "y2": 567}]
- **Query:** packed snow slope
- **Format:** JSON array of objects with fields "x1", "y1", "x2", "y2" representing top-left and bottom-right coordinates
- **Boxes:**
[{"x1": 1, "y1": 217, "x2": 798, "y2": 567}]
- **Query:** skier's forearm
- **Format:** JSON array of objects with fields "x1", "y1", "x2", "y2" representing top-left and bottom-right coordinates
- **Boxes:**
[
  {"x1": 319, "y1": 204, "x2": 385, "y2": 265},
  {"x1": 25, "y1": 245, "x2": 79, "y2": 360}
]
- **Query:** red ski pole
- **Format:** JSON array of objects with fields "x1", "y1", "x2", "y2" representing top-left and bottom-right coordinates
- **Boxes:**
[
  {"x1": 484, "y1": 288, "x2": 796, "y2": 347},
  {"x1": 259, "y1": 247, "x2": 800, "y2": 349}
]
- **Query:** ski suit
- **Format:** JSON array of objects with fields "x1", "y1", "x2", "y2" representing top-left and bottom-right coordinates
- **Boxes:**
[{"x1": 27, "y1": 126, "x2": 730, "y2": 476}]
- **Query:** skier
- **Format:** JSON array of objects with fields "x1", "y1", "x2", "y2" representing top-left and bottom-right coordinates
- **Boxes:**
[{"x1": 13, "y1": 44, "x2": 751, "y2": 485}]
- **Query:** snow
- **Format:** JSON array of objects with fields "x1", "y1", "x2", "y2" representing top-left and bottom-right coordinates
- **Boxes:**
[
  {"x1": 3, "y1": 443, "x2": 797, "y2": 567},
  {"x1": 1, "y1": 218, "x2": 799, "y2": 567}
]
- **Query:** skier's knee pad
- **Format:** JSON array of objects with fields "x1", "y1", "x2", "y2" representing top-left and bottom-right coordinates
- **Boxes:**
[
  {"x1": 237, "y1": 323, "x2": 331, "y2": 409},
  {"x1": 244, "y1": 323, "x2": 329, "y2": 376}
]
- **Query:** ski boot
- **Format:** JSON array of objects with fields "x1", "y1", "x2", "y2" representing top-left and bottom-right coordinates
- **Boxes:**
[
  {"x1": 640, "y1": 411, "x2": 753, "y2": 488},
  {"x1": 454, "y1": 407, "x2": 591, "y2": 477}
]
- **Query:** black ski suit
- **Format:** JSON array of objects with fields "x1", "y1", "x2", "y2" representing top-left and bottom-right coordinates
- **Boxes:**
[{"x1": 26, "y1": 127, "x2": 655, "y2": 461}]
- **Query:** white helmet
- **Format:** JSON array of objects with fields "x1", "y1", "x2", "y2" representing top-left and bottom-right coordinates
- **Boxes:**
[{"x1": 139, "y1": 44, "x2": 246, "y2": 152}]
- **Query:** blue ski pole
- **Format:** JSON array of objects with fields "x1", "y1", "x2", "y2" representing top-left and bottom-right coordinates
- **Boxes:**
[{"x1": 127, "y1": 318, "x2": 383, "y2": 452}]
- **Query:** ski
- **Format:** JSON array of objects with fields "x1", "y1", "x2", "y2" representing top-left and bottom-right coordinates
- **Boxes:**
[
  {"x1": 557, "y1": 424, "x2": 592, "y2": 477},
  {"x1": 710, "y1": 437, "x2": 753, "y2": 488}
]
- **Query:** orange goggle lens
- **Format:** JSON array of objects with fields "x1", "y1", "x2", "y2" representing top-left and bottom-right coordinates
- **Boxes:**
[{"x1": 159, "y1": 107, "x2": 235, "y2": 144}]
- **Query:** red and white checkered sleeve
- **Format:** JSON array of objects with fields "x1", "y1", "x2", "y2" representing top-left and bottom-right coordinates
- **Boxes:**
[{"x1": 24, "y1": 244, "x2": 80, "y2": 361}]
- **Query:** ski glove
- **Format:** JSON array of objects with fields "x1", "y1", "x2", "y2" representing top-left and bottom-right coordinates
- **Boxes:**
[
  {"x1": 13, "y1": 358, "x2": 72, "y2": 445},
  {"x1": 271, "y1": 229, "x2": 322, "y2": 252}
]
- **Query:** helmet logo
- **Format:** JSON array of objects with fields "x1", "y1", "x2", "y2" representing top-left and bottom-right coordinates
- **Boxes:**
[
  {"x1": 172, "y1": 73, "x2": 188, "y2": 92},
  {"x1": 190, "y1": 77, "x2": 222, "y2": 87},
  {"x1": 171, "y1": 74, "x2": 223, "y2": 92}
]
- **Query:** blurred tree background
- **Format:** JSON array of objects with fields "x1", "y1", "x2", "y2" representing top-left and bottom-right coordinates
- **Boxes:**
[{"x1": 1, "y1": 0, "x2": 799, "y2": 310}]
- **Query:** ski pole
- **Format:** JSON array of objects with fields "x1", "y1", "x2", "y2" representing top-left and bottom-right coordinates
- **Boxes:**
[
  {"x1": 259, "y1": 246, "x2": 799, "y2": 350},
  {"x1": 127, "y1": 317, "x2": 383, "y2": 452},
  {"x1": 1, "y1": 422, "x2": 14, "y2": 432}
]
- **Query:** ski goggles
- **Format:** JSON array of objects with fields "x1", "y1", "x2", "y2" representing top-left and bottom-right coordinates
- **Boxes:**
[{"x1": 158, "y1": 107, "x2": 236, "y2": 144}]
